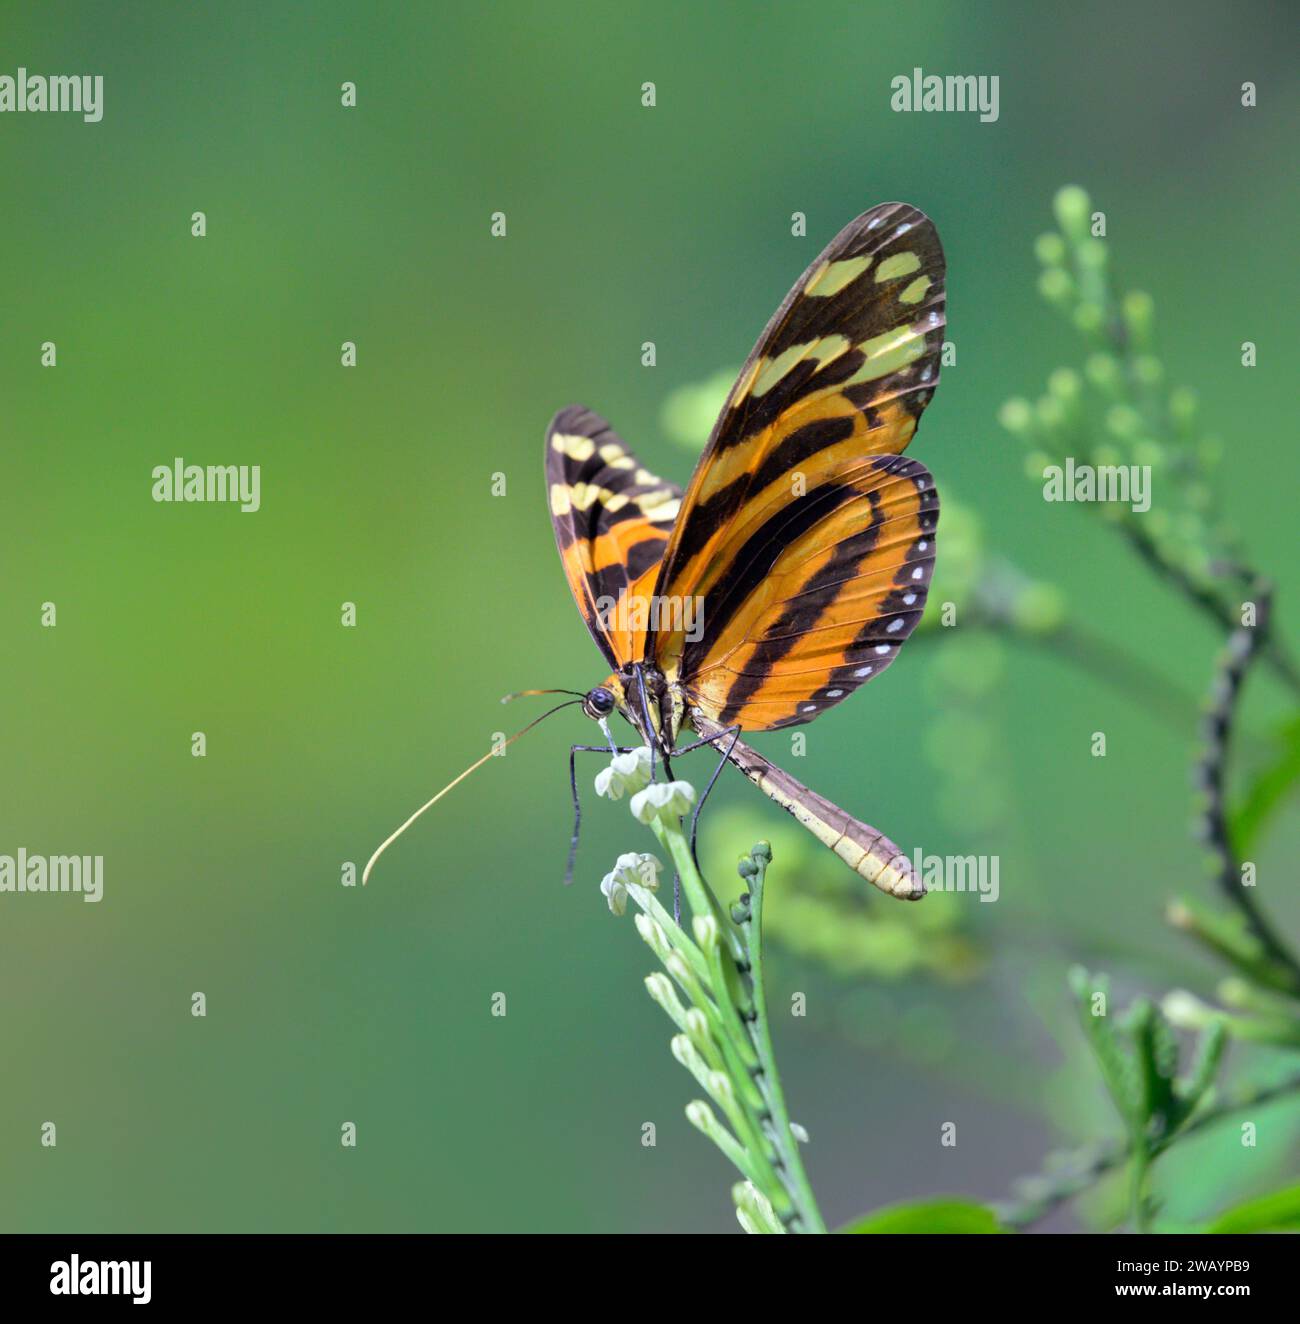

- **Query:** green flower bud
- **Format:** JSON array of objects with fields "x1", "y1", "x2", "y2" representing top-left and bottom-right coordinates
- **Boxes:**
[
  {"x1": 1072, "y1": 302, "x2": 1103, "y2": 336},
  {"x1": 1012, "y1": 583, "x2": 1066, "y2": 634},
  {"x1": 635, "y1": 913, "x2": 672, "y2": 960},
  {"x1": 693, "y1": 913, "x2": 720, "y2": 953},
  {"x1": 671, "y1": 1033, "x2": 704, "y2": 1074},
  {"x1": 1085, "y1": 352, "x2": 1121, "y2": 393},
  {"x1": 998, "y1": 397, "x2": 1034, "y2": 435},
  {"x1": 1035, "y1": 396, "x2": 1066, "y2": 434},
  {"x1": 684, "y1": 1007, "x2": 711, "y2": 1046},
  {"x1": 1034, "y1": 232, "x2": 1066, "y2": 266},
  {"x1": 1024, "y1": 450, "x2": 1052, "y2": 480},
  {"x1": 1076, "y1": 238, "x2": 1108, "y2": 271},
  {"x1": 1133, "y1": 439, "x2": 1164, "y2": 470},
  {"x1": 1052, "y1": 185, "x2": 1092, "y2": 242},
  {"x1": 1161, "y1": 990, "x2": 1216, "y2": 1030},
  {"x1": 644, "y1": 972, "x2": 677, "y2": 1009},
  {"x1": 707, "y1": 1071, "x2": 735, "y2": 1106},
  {"x1": 664, "y1": 953, "x2": 697, "y2": 998},
  {"x1": 1133, "y1": 354, "x2": 1163, "y2": 388},
  {"x1": 1048, "y1": 367, "x2": 1082, "y2": 403},
  {"x1": 1169, "y1": 386, "x2": 1198, "y2": 429},
  {"x1": 1216, "y1": 978, "x2": 1252, "y2": 1010},
  {"x1": 734, "y1": 1181, "x2": 785, "y2": 1236},
  {"x1": 1104, "y1": 405, "x2": 1141, "y2": 439},
  {"x1": 1122, "y1": 290, "x2": 1155, "y2": 346},
  {"x1": 1038, "y1": 267, "x2": 1074, "y2": 307}
]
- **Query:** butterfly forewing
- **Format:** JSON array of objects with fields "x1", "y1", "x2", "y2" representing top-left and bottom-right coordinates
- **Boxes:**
[
  {"x1": 545, "y1": 405, "x2": 683, "y2": 668},
  {"x1": 644, "y1": 203, "x2": 946, "y2": 728}
]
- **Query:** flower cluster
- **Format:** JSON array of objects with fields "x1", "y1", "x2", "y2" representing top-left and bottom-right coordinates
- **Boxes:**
[{"x1": 587, "y1": 746, "x2": 824, "y2": 1233}]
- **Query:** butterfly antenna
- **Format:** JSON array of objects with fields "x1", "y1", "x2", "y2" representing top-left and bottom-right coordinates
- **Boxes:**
[
  {"x1": 362, "y1": 698, "x2": 582, "y2": 885},
  {"x1": 501, "y1": 687, "x2": 586, "y2": 704}
]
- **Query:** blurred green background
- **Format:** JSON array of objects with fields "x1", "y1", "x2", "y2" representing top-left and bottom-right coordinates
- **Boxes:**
[{"x1": 2, "y1": 1, "x2": 1296, "y2": 1232}]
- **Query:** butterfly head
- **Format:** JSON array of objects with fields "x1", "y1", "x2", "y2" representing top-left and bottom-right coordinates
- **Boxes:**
[{"x1": 582, "y1": 683, "x2": 619, "y2": 721}]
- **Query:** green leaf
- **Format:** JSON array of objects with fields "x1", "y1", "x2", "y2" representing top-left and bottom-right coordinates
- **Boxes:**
[
  {"x1": 1205, "y1": 1183, "x2": 1300, "y2": 1233},
  {"x1": 1070, "y1": 968, "x2": 1140, "y2": 1128},
  {"x1": 840, "y1": 1198, "x2": 1006, "y2": 1234},
  {"x1": 1167, "y1": 897, "x2": 1298, "y2": 997},
  {"x1": 1231, "y1": 715, "x2": 1300, "y2": 858},
  {"x1": 1172, "y1": 1021, "x2": 1227, "y2": 1126},
  {"x1": 1129, "y1": 1000, "x2": 1177, "y2": 1133}
]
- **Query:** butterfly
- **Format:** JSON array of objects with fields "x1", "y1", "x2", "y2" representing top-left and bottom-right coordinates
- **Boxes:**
[{"x1": 364, "y1": 203, "x2": 945, "y2": 897}]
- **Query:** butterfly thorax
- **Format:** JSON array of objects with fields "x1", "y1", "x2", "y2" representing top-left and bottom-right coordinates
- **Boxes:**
[{"x1": 603, "y1": 662, "x2": 684, "y2": 754}]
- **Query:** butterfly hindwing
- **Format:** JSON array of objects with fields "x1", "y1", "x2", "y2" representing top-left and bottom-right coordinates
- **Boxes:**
[
  {"x1": 680, "y1": 453, "x2": 937, "y2": 730},
  {"x1": 545, "y1": 405, "x2": 682, "y2": 668},
  {"x1": 647, "y1": 203, "x2": 946, "y2": 695}
]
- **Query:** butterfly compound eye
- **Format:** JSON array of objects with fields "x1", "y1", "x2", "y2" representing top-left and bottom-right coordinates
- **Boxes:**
[{"x1": 585, "y1": 687, "x2": 615, "y2": 718}]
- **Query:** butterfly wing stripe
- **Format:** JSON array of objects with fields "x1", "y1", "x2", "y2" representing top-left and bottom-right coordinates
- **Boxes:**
[
  {"x1": 649, "y1": 203, "x2": 945, "y2": 673},
  {"x1": 679, "y1": 456, "x2": 937, "y2": 730},
  {"x1": 685, "y1": 452, "x2": 925, "y2": 655},
  {"x1": 545, "y1": 405, "x2": 683, "y2": 668}
]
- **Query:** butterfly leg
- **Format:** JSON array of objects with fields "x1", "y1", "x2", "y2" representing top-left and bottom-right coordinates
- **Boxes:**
[
  {"x1": 687, "y1": 725, "x2": 742, "y2": 871},
  {"x1": 567, "y1": 743, "x2": 635, "y2": 887},
  {"x1": 629, "y1": 663, "x2": 683, "y2": 914},
  {"x1": 632, "y1": 663, "x2": 658, "y2": 782},
  {"x1": 671, "y1": 729, "x2": 741, "y2": 758}
]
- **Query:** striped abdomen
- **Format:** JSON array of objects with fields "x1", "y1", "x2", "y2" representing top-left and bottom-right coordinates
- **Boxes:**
[{"x1": 690, "y1": 715, "x2": 923, "y2": 900}]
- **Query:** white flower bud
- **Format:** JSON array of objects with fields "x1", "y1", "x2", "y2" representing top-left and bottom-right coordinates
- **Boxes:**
[
  {"x1": 629, "y1": 779, "x2": 697, "y2": 824},
  {"x1": 608, "y1": 851, "x2": 662, "y2": 892},
  {"x1": 594, "y1": 746, "x2": 653, "y2": 800},
  {"x1": 599, "y1": 871, "x2": 628, "y2": 916},
  {"x1": 692, "y1": 913, "x2": 720, "y2": 951}
]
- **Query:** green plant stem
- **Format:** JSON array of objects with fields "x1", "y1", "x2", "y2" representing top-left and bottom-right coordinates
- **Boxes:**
[
  {"x1": 1118, "y1": 496, "x2": 1300, "y2": 699},
  {"x1": 739, "y1": 847, "x2": 827, "y2": 1234},
  {"x1": 632, "y1": 811, "x2": 826, "y2": 1232},
  {"x1": 652, "y1": 818, "x2": 745, "y2": 962},
  {"x1": 999, "y1": 1071, "x2": 1300, "y2": 1229},
  {"x1": 1129, "y1": 1148, "x2": 1152, "y2": 1233},
  {"x1": 1191, "y1": 580, "x2": 1300, "y2": 995}
]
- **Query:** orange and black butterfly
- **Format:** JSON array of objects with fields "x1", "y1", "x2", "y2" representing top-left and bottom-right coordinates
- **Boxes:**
[{"x1": 365, "y1": 202, "x2": 944, "y2": 899}]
